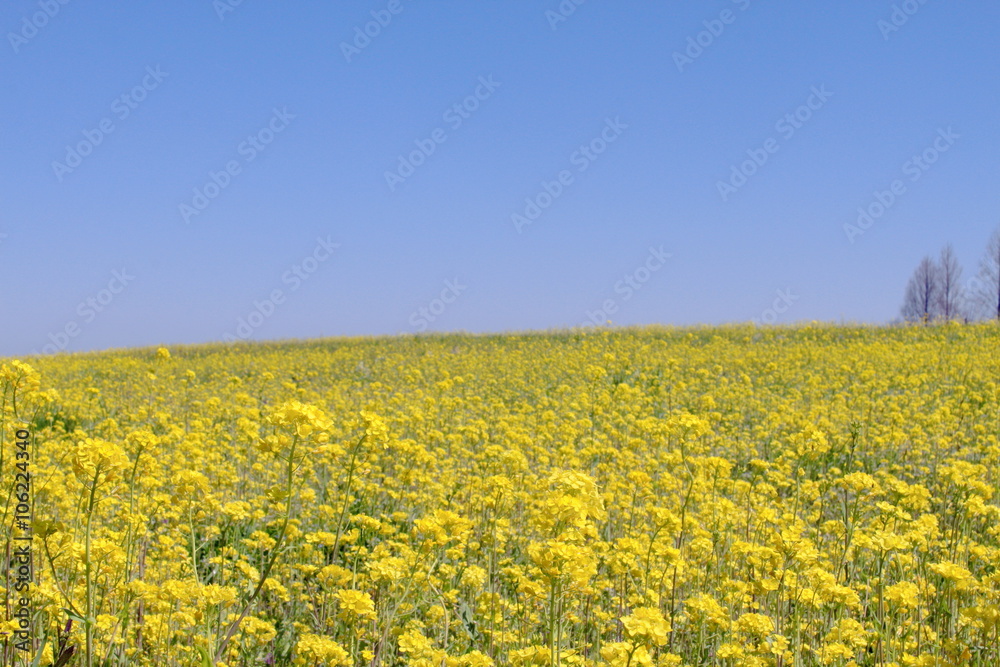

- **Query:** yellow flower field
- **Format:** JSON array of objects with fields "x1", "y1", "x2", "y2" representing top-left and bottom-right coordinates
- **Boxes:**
[{"x1": 2, "y1": 324, "x2": 1000, "y2": 666}]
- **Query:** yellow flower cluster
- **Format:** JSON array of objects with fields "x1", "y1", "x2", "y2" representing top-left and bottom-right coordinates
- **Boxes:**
[
  {"x1": 621, "y1": 606, "x2": 670, "y2": 645},
  {"x1": 266, "y1": 399, "x2": 332, "y2": 437},
  {"x1": 335, "y1": 588, "x2": 377, "y2": 621},
  {"x1": 293, "y1": 633, "x2": 351, "y2": 666},
  {"x1": 72, "y1": 437, "x2": 130, "y2": 487}
]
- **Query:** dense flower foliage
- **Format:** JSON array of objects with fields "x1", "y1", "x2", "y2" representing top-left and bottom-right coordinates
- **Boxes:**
[{"x1": 2, "y1": 324, "x2": 1000, "y2": 666}]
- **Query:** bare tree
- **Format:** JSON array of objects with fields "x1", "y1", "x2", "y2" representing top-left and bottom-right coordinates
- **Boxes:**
[
  {"x1": 901, "y1": 256, "x2": 940, "y2": 324},
  {"x1": 972, "y1": 226, "x2": 1000, "y2": 320},
  {"x1": 936, "y1": 244, "x2": 964, "y2": 321}
]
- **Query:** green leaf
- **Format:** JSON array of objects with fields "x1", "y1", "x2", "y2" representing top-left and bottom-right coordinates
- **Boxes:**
[
  {"x1": 196, "y1": 645, "x2": 213, "y2": 667},
  {"x1": 30, "y1": 636, "x2": 48, "y2": 667},
  {"x1": 62, "y1": 608, "x2": 85, "y2": 625}
]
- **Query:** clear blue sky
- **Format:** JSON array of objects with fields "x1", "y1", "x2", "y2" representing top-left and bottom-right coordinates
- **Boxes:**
[{"x1": 2, "y1": 0, "x2": 998, "y2": 356}]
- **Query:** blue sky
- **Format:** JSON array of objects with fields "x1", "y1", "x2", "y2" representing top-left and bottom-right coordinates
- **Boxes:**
[{"x1": 2, "y1": 0, "x2": 998, "y2": 356}]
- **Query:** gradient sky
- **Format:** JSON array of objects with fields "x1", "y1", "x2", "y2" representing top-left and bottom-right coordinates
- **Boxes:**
[{"x1": 2, "y1": 0, "x2": 998, "y2": 356}]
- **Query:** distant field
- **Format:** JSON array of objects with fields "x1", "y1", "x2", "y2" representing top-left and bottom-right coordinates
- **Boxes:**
[{"x1": 3, "y1": 324, "x2": 1000, "y2": 666}]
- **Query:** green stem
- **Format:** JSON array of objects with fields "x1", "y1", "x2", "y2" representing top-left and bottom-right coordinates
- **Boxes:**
[
  {"x1": 188, "y1": 504, "x2": 201, "y2": 585},
  {"x1": 85, "y1": 469, "x2": 100, "y2": 667},
  {"x1": 331, "y1": 435, "x2": 366, "y2": 558}
]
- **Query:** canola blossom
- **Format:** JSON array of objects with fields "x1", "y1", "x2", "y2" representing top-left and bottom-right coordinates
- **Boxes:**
[{"x1": 1, "y1": 324, "x2": 1000, "y2": 666}]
